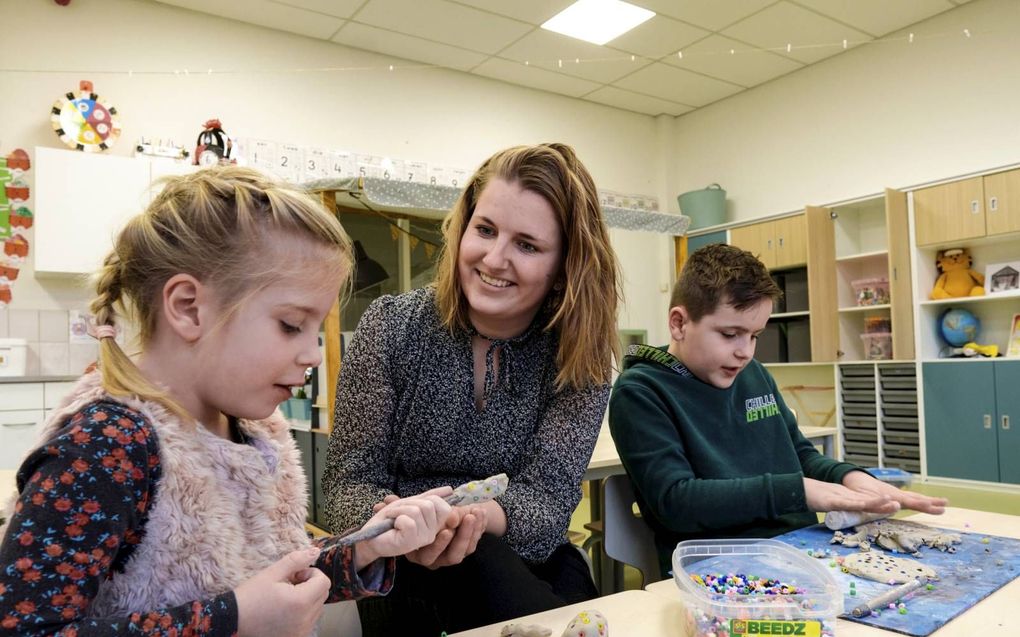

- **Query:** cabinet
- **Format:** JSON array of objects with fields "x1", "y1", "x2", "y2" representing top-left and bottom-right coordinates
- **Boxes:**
[
  {"x1": 838, "y1": 364, "x2": 919, "y2": 472},
  {"x1": 913, "y1": 168, "x2": 1020, "y2": 247},
  {"x1": 728, "y1": 214, "x2": 807, "y2": 270},
  {"x1": 34, "y1": 147, "x2": 197, "y2": 275},
  {"x1": 923, "y1": 361, "x2": 1020, "y2": 484},
  {"x1": 0, "y1": 381, "x2": 78, "y2": 470}
]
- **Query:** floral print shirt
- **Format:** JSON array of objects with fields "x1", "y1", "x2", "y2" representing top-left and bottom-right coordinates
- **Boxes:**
[{"x1": 0, "y1": 400, "x2": 391, "y2": 636}]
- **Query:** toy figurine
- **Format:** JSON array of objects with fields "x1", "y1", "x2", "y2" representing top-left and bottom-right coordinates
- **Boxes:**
[{"x1": 931, "y1": 248, "x2": 984, "y2": 299}]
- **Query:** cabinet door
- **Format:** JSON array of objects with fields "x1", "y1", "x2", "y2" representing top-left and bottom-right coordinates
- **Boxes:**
[
  {"x1": 995, "y1": 361, "x2": 1020, "y2": 484},
  {"x1": 774, "y1": 214, "x2": 807, "y2": 268},
  {"x1": 885, "y1": 189, "x2": 914, "y2": 360},
  {"x1": 923, "y1": 363, "x2": 998, "y2": 481},
  {"x1": 913, "y1": 177, "x2": 985, "y2": 247},
  {"x1": 291, "y1": 429, "x2": 315, "y2": 524},
  {"x1": 983, "y1": 168, "x2": 1020, "y2": 237},
  {"x1": 729, "y1": 222, "x2": 775, "y2": 269},
  {"x1": 806, "y1": 207, "x2": 837, "y2": 361},
  {"x1": 0, "y1": 410, "x2": 46, "y2": 470}
]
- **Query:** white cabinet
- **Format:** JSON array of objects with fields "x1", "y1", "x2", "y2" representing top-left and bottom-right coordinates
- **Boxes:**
[
  {"x1": 34, "y1": 148, "x2": 197, "y2": 275},
  {"x1": 0, "y1": 381, "x2": 75, "y2": 470}
]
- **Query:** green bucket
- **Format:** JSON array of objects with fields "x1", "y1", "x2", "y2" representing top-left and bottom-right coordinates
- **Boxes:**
[{"x1": 677, "y1": 184, "x2": 727, "y2": 229}]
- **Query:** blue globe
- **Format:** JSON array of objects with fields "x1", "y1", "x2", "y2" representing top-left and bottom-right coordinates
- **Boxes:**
[{"x1": 939, "y1": 308, "x2": 981, "y2": 346}]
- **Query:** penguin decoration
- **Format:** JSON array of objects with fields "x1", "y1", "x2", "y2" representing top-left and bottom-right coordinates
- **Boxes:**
[{"x1": 193, "y1": 119, "x2": 235, "y2": 167}]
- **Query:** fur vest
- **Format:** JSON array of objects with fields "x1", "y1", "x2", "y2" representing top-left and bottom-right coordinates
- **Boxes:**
[{"x1": 5, "y1": 372, "x2": 310, "y2": 619}]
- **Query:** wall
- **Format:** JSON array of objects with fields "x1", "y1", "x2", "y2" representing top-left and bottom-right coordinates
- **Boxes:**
[
  {"x1": 671, "y1": 0, "x2": 1020, "y2": 222},
  {"x1": 0, "y1": 0, "x2": 676, "y2": 368}
]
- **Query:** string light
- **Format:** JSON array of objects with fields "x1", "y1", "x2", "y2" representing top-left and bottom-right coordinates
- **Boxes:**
[
  {"x1": 843, "y1": 39, "x2": 848, "y2": 49},
  {"x1": 558, "y1": 59, "x2": 563, "y2": 68},
  {"x1": 388, "y1": 64, "x2": 393, "y2": 71},
  {"x1": 909, "y1": 32, "x2": 915, "y2": 43},
  {"x1": 786, "y1": 43, "x2": 792, "y2": 53},
  {"x1": 677, "y1": 50, "x2": 683, "y2": 59},
  {"x1": 963, "y1": 28, "x2": 971, "y2": 38}
]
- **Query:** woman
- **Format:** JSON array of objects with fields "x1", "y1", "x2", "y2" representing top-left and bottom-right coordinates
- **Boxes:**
[{"x1": 322, "y1": 143, "x2": 621, "y2": 635}]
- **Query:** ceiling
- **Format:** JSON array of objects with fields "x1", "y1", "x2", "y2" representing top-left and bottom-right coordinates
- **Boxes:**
[{"x1": 152, "y1": 0, "x2": 970, "y2": 117}]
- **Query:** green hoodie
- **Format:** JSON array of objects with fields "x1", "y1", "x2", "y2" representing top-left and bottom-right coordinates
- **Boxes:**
[{"x1": 608, "y1": 345, "x2": 861, "y2": 578}]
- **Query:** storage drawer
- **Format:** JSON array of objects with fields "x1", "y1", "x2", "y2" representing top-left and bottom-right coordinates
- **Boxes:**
[
  {"x1": 841, "y1": 377, "x2": 875, "y2": 391},
  {"x1": 0, "y1": 383, "x2": 44, "y2": 411},
  {"x1": 844, "y1": 441, "x2": 878, "y2": 455},
  {"x1": 883, "y1": 404, "x2": 918, "y2": 417},
  {"x1": 844, "y1": 428, "x2": 878, "y2": 443},
  {"x1": 883, "y1": 443, "x2": 920, "y2": 460},
  {"x1": 881, "y1": 390, "x2": 917, "y2": 404},
  {"x1": 843, "y1": 417, "x2": 877, "y2": 430},
  {"x1": 842, "y1": 390, "x2": 876, "y2": 403},
  {"x1": 882, "y1": 415, "x2": 919, "y2": 431},
  {"x1": 44, "y1": 382, "x2": 75, "y2": 409},
  {"x1": 883, "y1": 458, "x2": 921, "y2": 473},
  {"x1": 843, "y1": 404, "x2": 877, "y2": 417},
  {"x1": 883, "y1": 430, "x2": 919, "y2": 445},
  {"x1": 841, "y1": 366, "x2": 875, "y2": 378},
  {"x1": 844, "y1": 453, "x2": 879, "y2": 467},
  {"x1": 0, "y1": 409, "x2": 45, "y2": 470},
  {"x1": 880, "y1": 376, "x2": 916, "y2": 391},
  {"x1": 878, "y1": 365, "x2": 916, "y2": 377}
]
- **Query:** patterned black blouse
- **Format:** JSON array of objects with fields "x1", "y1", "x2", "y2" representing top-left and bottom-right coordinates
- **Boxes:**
[
  {"x1": 323, "y1": 286, "x2": 610, "y2": 563},
  {"x1": 0, "y1": 400, "x2": 390, "y2": 636}
]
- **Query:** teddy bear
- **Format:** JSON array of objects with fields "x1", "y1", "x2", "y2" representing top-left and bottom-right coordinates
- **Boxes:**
[{"x1": 931, "y1": 247, "x2": 985, "y2": 299}]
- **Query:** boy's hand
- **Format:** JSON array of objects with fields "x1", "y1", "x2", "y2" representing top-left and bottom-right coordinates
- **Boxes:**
[
  {"x1": 841, "y1": 471, "x2": 948, "y2": 514},
  {"x1": 803, "y1": 477, "x2": 901, "y2": 514},
  {"x1": 236, "y1": 547, "x2": 330, "y2": 637},
  {"x1": 356, "y1": 491, "x2": 453, "y2": 569}
]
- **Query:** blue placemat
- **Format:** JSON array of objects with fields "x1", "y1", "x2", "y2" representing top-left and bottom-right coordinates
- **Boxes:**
[{"x1": 774, "y1": 524, "x2": 1020, "y2": 636}]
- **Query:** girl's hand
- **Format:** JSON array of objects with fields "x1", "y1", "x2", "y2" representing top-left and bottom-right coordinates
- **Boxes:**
[
  {"x1": 841, "y1": 471, "x2": 948, "y2": 514},
  {"x1": 404, "y1": 505, "x2": 487, "y2": 569},
  {"x1": 355, "y1": 490, "x2": 453, "y2": 569},
  {"x1": 803, "y1": 477, "x2": 901, "y2": 515},
  {"x1": 235, "y1": 547, "x2": 330, "y2": 637}
]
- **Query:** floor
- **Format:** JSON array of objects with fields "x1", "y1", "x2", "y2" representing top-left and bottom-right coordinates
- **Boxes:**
[{"x1": 569, "y1": 480, "x2": 1020, "y2": 591}]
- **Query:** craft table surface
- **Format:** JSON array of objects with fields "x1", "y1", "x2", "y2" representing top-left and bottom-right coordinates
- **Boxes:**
[
  {"x1": 646, "y1": 508, "x2": 1020, "y2": 636},
  {"x1": 447, "y1": 590, "x2": 686, "y2": 636}
]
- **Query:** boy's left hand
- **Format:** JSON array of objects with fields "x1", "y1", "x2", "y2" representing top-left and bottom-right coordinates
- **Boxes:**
[{"x1": 841, "y1": 470, "x2": 948, "y2": 514}]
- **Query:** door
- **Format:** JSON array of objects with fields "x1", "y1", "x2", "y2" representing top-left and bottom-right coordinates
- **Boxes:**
[
  {"x1": 774, "y1": 214, "x2": 807, "y2": 268},
  {"x1": 806, "y1": 206, "x2": 837, "y2": 361},
  {"x1": 729, "y1": 222, "x2": 775, "y2": 269},
  {"x1": 923, "y1": 363, "x2": 999, "y2": 482},
  {"x1": 995, "y1": 361, "x2": 1020, "y2": 484},
  {"x1": 983, "y1": 168, "x2": 1020, "y2": 237},
  {"x1": 885, "y1": 189, "x2": 914, "y2": 360},
  {"x1": 913, "y1": 177, "x2": 986, "y2": 247}
]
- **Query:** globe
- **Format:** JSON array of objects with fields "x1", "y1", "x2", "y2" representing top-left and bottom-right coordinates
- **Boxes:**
[{"x1": 939, "y1": 308, "x2": 981, "y2": 346}]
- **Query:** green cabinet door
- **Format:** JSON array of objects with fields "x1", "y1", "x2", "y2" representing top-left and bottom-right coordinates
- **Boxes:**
[
  {"x1": 688, "y1": 230, "x2": 728, "y2": 253},
  {"x1": 923, "y1": 363, "x2": 999, "y2": 481},
  {"x1": 995, "y1": 361, "x2": 1020, "y2": 484}
]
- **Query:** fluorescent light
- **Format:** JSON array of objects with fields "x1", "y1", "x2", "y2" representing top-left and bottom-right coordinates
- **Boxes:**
[{"x1": 541, "y1": 0, "x2": 655, "y2": 46}]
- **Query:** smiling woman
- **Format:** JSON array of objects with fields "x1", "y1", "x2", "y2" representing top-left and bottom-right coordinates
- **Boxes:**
[{"x1": 323, "y1": 143, "x2": 623, "y2": 636}]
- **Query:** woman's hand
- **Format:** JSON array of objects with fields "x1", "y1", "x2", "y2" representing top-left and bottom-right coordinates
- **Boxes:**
[
  {"x1": 355, "y1": 490, "x2": 453, "y2": 569},
  {"x1": 235, "y1": 547, "x2": 330, "y2": 637},
  {"x1": 404, "y1": 505, "x2": 487, "y2": 569},
  {"x1": 803, "y1": 477, "x2": 901, "y2": 514},
  {"x1": 841, "y1": 471, "x2": 948, "y2": 514}
]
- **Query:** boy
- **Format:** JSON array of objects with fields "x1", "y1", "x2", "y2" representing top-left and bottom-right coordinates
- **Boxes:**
[{"x1": 608, "y1": 244, "x2": 947, "y2": 578}]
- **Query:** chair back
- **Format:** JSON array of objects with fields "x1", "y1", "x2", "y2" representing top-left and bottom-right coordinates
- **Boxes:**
[{"x1": 603, "y1": 473, "x2": 662, "y2": 588}]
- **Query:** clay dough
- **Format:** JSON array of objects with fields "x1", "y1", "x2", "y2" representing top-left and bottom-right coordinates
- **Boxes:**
[
  {"x1": 501, "y1": 624, "x2": 552, "y2": 637},
  {"x1": 842, "y1": 552, "x2": 938, "y2": 584},
  {"x1": 561, "y1": 610, "x2": 608, "y2": 637},
  {"x1": 831, "y1": 518, "x2": 961, "y2": 556}
]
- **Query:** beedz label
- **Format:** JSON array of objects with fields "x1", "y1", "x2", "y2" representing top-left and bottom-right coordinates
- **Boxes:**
[{"x1": 730, "y1": 619, "x2": 821, "y2": 636}]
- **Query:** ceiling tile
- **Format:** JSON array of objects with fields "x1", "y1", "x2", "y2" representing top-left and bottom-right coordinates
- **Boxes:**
[
  {"x1": 605, "y1": 15, "x2": 709, "y2": 59},
  {"x1": 270, "y1": 0, "x2": 365, "y2": 19},
  {"x1": 613, "y1": 62, "x2": 742, "y2": 106},
  {"x1": 663, "y1": 34, "x2": 803, "y2": 87},
  {"x1": 471, "y1": 58, "x2": 602, "y2": 98},
  {"x1": 584, "y1": 86, "x2": 693, "y2": 116},
  {"x1": 157, "y1": 0, "x2": 345, "y2": 39},
  {"x1": 354, "y1": 0, "x2": 533, "y2": 54},
  {"x1": 631, "y1": 0, "x2": 775, "y2": 31},
  {"x1": 450, "y1": 0, "x2": 576, "y2": 25},
  {"x1": 722, "y1": 1, "x2": 872, "y2": 64},
  {"x1": 498, "y1": 30, "x2": 651, "y2": 84},
  {"x1": 792, "y1": 0, "x2": 955, "y2": 37},
  {"x1": 332, "y1": 22, "x2": 488, "y2": 71}
]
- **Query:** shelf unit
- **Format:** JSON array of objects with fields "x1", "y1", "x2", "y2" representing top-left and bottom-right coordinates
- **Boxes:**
[{"x1": 838, "y1": 363, "x2": 920, "y2": 472}]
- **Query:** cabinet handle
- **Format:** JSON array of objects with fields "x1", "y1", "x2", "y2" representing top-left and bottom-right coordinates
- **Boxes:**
[
  {"x1": 778, "y1": 236, "x2": 785, "y2": 247},
  {"x1": 1004, "y1": 415, "x2": 1011, "y2": 431},
  {"x1": 970, "y1": 199, "x2": 980, "y2": 214},
  {"x1": 989, "y1": 196, "x2": 998, "y2": 212},
  {"x1": 1, "y1": 422, "x2": 35, "y2": 429},
  {"x1": 767, "y1": 239, "x2": 773, "y2": 250},
  {"x1": 984, "y1": 414, "x2": 992, "y2": 429}
]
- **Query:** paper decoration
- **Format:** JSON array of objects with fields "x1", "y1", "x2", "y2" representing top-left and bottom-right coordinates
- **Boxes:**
[
  {"x1": 51, "y1": 81, "x2": 121, "y2": 152},
  {"x1": 0, "y1": 148, "x2": 30, "y2": 308}
]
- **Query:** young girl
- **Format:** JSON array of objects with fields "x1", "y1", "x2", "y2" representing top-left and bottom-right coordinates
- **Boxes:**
[
  {"x1": 322, "y1": 143, "x2": 622, "y2": 635},
  {"x1": 0, "y1": 167, "x2": 451, "y2": 637}
]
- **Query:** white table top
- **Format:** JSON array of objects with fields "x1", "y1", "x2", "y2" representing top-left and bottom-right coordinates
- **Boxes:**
[
  {"x1": 646, "y1": 507, "x2": 1020, "y2": 637},
  {"x1": 448, "y1": 589, "x2": 687, "y2": 636}
]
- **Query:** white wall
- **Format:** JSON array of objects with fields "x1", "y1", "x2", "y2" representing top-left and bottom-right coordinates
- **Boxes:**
[
  {"x1": 1, "y1": 0, "x2": 673, "y2": 344},
  {"x1": 671, "y1": 0, "x2": 1020, "y2": 222}
]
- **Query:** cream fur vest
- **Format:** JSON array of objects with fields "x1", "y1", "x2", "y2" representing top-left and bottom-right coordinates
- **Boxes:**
[{"x1": 4, "y1": 372, "x2": 310, "y2": 619}]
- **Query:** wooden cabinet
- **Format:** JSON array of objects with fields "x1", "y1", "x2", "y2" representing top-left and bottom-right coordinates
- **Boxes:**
[
  {"x1": 923, "y1": 361, "x2": 1020, "y2": 484},
  {"x1": 728, "y1": 214, "x2": 807, "y2": 270},
  {"x1": 913, "y1": 168, "x2": 1020, "y2": 247}
]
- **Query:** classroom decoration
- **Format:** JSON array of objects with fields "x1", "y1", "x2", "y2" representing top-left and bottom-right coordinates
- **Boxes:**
[
  {"x1": 930, "y1": 247, "x2": 984, "y2": 299},
  {"x1": 51, "y1": 80, "x2": 121, "y2": 152},
  {"x1": 135, "y1": 138, "x2": 190, "y2": 160},
  {"x1": 938, "y1": 308, "x2": 980, "y2": 347},
  {"x1": 193, "y1": 119, "x2": 234, "y2": 167},
  {"x1": 984, "y1": 260, "x2": 1020, "y2": 294},
  {"x1": 829, "y1": 518, "x2": 961, "y2": 557},
  {"x1": 779, "y1": 523, "x2": 1020, "y2": 636},
  {"x1": 0, "y1": 148, "x2": 31, "y2": 308}
]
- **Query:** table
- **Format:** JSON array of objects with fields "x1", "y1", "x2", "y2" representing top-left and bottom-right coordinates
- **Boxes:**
[
  {"x1": 645, "y1": 507, "x2": 1020, "y2": 636},
  {"x1": 800, "y1": 425, "x2": 838, "y2": 458},
  {"x1": 448, "y1": 589, "x2": 687, "y2": 636}
]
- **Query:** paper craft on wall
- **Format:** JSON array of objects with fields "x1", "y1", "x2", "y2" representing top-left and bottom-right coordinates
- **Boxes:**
[
  {"x1": 0, "y1": 148, "x2": 31, "y2": 308},
  {"x1": 51, "y1": 80, "x2": 122, "y2": 152}
]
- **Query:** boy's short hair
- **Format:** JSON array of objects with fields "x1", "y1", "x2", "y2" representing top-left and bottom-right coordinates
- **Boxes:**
[{"x1": 670, "y1": 243, "x2": 782, "y2": 321}]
